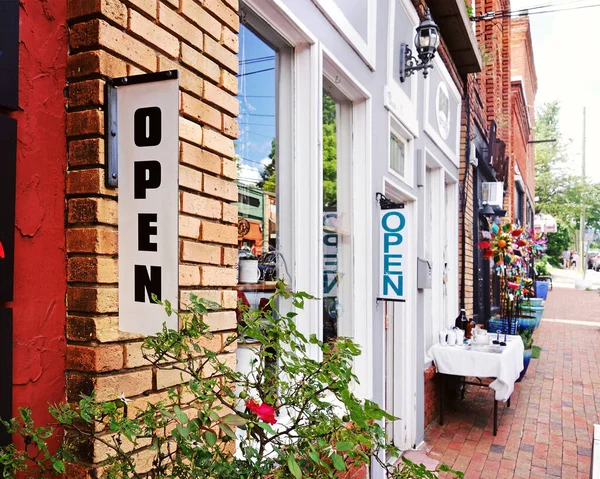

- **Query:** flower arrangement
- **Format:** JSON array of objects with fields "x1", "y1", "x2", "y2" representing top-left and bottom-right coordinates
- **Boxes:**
[{"x1": 0, "y1": 283, "x2": 462, "y2": 479}]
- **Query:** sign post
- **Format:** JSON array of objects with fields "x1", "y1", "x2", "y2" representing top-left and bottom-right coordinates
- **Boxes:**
[{"x1": 111, "y1": 71, "x2": 179, "y2": 335}]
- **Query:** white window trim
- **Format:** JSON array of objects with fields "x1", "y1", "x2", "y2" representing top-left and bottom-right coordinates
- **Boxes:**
[
  {"x1": 312, "y1": 0, "x2": 377, "y2": 70},
  {"x1": 422, "y1": 56, "x2": 462, "y2": 166},
  {"x1": 423, "y1": 153, "x2": 444, "y2": 356},
  {"x1": 388, "y1": 113, "x2": 415, "y2": 189},
  {"x1": 422, "y1": 148, "x2": 459, "y2": 363},
  {"x1": 242, "y1": 0, "x2": 322, "y2": 362},
  {"x1": 382, "y1": 178, "x2": 417, "y2": 450},
  {"x1": 445, "y1": 175, "x2": 459, "y2": 337},
  {"x1": 321, "y1": 45, "x2": 373, "y2": 401},
  {"x1": 383, "y1": 0, "x2": 420, "y2": 137}
]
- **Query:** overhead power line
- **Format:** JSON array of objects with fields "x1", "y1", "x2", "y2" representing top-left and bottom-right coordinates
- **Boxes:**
[
  {"x1": 472, "y1": 0, "x2": 600, "y2": 21},
  {"x1": 237, "y1": 67, "x2": 275, "y2": 78},
  {"x1": 240, "y1": 113, "x2": 276, "y2": 118},
  {"x1": 239, "y1": 55, "x2": 275, "y2": 65}
]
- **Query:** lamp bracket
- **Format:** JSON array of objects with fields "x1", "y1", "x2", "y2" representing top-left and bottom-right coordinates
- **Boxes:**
[
  {"x1": 399, "y1": 43, "x2": 433, "y2": 83},
  {"x1": 376, "y1": 192, "x2": 404, "y2": 210}
]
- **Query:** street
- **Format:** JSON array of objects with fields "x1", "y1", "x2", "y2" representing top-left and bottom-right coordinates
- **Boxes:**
[{"x1": 418, "y1": 273, "x2": 600, "y2": 478}]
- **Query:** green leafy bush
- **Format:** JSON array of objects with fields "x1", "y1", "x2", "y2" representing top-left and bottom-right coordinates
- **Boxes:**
[
  {"x1": 535, "y1": 256, "x2": 551, "y2": 276},
  {"x1": 1, "y1": 283, "x2": 461, "y2": 478},
  {"x1": 519, "y1": 328, "x2": 534, "y2": 350}
]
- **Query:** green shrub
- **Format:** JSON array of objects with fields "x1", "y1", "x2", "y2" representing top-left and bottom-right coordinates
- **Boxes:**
[{"x1": 0, "y1": 283, "x2": 462, "y2": 479}]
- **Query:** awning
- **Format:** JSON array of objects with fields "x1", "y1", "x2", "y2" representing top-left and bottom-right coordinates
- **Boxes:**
[
  {"x1": 427, "y1": 0, "x2": 483, "y2": 75},
  {"x1": 534, "y1": 214, "x2": 557, "y2": 233}
]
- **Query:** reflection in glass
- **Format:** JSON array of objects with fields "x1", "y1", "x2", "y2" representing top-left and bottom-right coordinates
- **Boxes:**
[
  {"x1": 322, "y1": 92, "x2": 339, "y2": 342},
  {"x1": 235, "y1": 25, "x2": 278, "y2": 288}
]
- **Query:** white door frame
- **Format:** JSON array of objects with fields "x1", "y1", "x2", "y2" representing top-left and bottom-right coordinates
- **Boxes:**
[{"x1": 383, "y1": 178, "x2": 417, "y2": 450}]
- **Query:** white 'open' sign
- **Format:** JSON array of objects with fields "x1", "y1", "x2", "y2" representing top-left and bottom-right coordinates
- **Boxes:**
[{"x1": 117, "y1": 74, "x2": 179, "y2": 335}]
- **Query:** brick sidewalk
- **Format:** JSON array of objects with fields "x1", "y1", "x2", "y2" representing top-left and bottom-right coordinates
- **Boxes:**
[{"x1": 421, "y1": 287, "x2": 600, "y2": 478}]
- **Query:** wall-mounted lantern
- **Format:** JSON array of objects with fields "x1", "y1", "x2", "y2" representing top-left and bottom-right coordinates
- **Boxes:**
[
  {"x1": 399, "y1": 9, "x2": 441, "y2": 82},
  {"x1": 479, "y1": 201, "x2": 496, "y2": 217}
]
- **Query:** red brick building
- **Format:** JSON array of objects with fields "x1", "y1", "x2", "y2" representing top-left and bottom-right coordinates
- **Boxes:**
[
  {"x1": 425, "y1": 4, "x2": 537, "y2": 429},
  {"x1": 1, "y1": 0, "x2": 240, "y2": 472}
]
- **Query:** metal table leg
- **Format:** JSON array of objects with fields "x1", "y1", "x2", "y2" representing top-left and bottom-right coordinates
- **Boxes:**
[
  {"x1": 439, "y1": 373, "x2": 445, "y2": 425},
  {"x1": 493, "y1": 399, "x2": 498, "y2": 436}
]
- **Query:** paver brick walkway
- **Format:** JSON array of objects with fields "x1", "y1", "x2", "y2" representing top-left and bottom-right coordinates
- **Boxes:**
[{"x1": 421, "y1": 287, "x2": 600, "y2": 478}]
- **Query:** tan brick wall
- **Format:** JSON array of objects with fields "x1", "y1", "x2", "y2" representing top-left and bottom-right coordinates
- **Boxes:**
[{"x1": 65, "y1": 0, "x2": 239, "y2": 474}]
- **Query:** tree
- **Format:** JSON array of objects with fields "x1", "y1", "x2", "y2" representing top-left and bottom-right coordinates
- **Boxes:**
[
  {"x1": 322, "y1": 93, "x2": 337, "y2": 208},
  {"x1": 257, "y1": 139, "x2": 276, "y2": 192},
  {"x1": 545, "y1": 223, "x2": 571, "y2": 267},
  {"x1": 534, "y1": 102, "x2": 600, "y2": 262},
  {"x1": 534, "y1": 101, "x2": 582, "y2": 224}
]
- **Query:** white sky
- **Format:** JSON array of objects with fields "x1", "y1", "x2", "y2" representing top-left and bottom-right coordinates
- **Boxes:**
[{"x1": 511, "y1": 0, "x2": 600, "y2": 182}]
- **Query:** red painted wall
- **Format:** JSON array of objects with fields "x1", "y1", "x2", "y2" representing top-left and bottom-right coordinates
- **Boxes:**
[{"x1": 8, "y1": 0, "x2": 67, "y2": 438}]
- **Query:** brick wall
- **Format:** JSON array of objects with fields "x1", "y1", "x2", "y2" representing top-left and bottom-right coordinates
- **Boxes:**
[
  {"x1": 64, "y1": 0, "x2": 239, "y2": 474},
  {"x1": 510, "y1": 18, "x2": 537, "y2": 202},
  {"x1": 424, "y1": 365, "x2": 439, "y2": 427}
]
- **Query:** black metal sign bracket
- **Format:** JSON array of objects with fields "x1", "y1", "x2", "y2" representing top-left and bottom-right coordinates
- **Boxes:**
[
  {"x1": 105, "y1": 70, "x2": 179, "y2": 188},
  {"x1": 376, "y1": 192, "x2": 405, "y2": 210}
]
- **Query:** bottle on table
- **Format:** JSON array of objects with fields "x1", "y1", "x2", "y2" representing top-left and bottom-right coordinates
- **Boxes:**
[
  {"x1": 455, "y1": 308, "x2": 469, "y2": 337},
  {"x1": 467, "y1": 317, "x2": 476, "y2": 339}
]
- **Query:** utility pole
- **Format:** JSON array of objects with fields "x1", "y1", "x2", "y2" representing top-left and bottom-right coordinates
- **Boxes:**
[{"x1": 580, "y1": 107, "x2": 587, "y2": 277}]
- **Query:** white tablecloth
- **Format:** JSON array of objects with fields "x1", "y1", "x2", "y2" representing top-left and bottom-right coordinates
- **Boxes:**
[{"x1": 428, "y1": 335, "x2": 524, "y2": 401}]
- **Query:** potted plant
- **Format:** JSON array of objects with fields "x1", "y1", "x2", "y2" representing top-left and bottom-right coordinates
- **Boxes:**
[{"x1": 517, "y1": 327, "x2": 534, "y2": 382}]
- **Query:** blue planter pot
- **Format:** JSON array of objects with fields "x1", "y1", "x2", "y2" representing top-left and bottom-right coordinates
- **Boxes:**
[
  {"x1": 536, "y1": 280, "x2": 549, "y2": 299},
  {"x1": 517, "y1": 349, "x2": 532, "y2": 382},
  {"x1": 517, "y1": 315, "x2": 536, "y2": 333},
  {"x1": 521, "y1": 306, "x2": 544, "y2": 329},
  {"x1": 524, "y1": 298, "x2": 544, "y2": 307}
]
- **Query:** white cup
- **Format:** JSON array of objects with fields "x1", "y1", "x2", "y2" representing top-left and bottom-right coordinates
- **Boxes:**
[
  {"x1": 439, "y1": 330, "x2": 447, "y2": 346},
  {"x1": 455, "y1": 329, "x2": 465, "y2": 345},
  {"x1": 447, "y1": 329, "x2": 457, "y2": 346}
]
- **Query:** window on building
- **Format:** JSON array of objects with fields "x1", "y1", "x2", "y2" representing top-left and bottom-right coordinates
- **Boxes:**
[
  {"x1": 234, "y1": 21, "x2": 288, "y2": 305},
  {"x1": 515, "y1": 185, "x2": 525, "y2": 226},
  {"x1": 389, "y1": 116, "x2": 413, "y2": 187},
  {"x1": 322, "y1": 86, "x2": 353, "y2": 342},
  {"x1": 390, "y1": 134, "x2": 406, "y2": 178}
]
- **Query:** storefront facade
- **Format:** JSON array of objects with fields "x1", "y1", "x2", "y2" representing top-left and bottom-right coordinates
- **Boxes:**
[{"x1": 1, "y1": 0, "x2": 479, "y2": 474}]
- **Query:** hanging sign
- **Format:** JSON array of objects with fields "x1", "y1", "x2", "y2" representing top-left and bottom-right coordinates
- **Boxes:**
[
  {"x1": 0, "y1": 115, "x2": 17, "y2": 302},
  {"x1": 115, "y1": 72, "x2": 179, "y2": 335},
  {"x1": 0, "y1": 0, "x2": 19, "y2": 110},
  {"x1": 379, "y1": 207, "x2": 408, "y2": 301}
]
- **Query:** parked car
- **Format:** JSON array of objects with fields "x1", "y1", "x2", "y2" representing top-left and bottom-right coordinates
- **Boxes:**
[
  {"x1": 588, "y1": 250, "x2": 600, "y2": 269},
  {"x1": 593, "y1": 253, "x2": 600, "y2": 271}
]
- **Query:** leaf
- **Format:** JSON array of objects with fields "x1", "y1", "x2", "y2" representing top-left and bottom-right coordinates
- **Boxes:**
[
  {"x1": 331, "y1": 453, "x2": 346, "y2": 471},
  {"x1": 52, "y1": 459, "x2": 66, "y2": 474},
  {"x1": 174, "y1": 406, "x2": 188, "y2": 425},
  {"x1": 308, "y1": 451, "x2": 321, "y2": 463},
  {"x1": 335, "y1": 441, "x2": 354, "y2": 452},
  {"x1": 221, "y1": 414, "x2": 247, "y2": 426},
  {"x1": 257, "y1": 421, "x2": 276, "y2": 435},
  {"x1": 218, "y1": 423, "x2": 237, "y2": 440},
  {"x1": 204, "y1": 430, "x2": 217, "y2": 447},
  {"x1": 176, "y1": 424, "x2": 189, "y2": 439},
  {"x1": 207, "y1": 410, "x2": 220, "y2": 422},
  {"x1": 288, "y1": 454, "x2": 302, "y2": 479}
]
